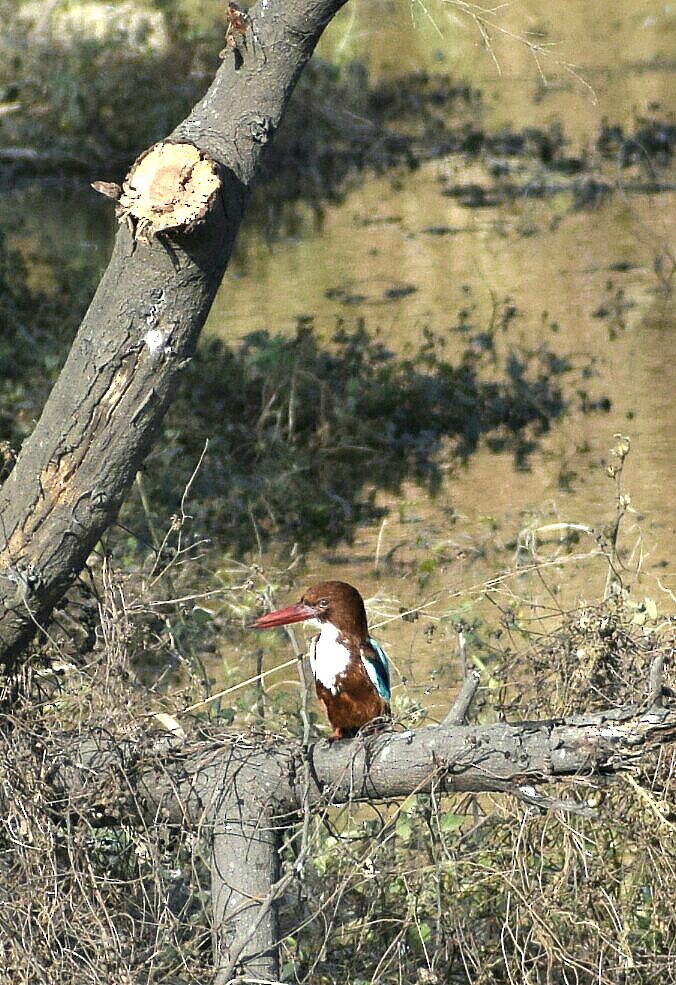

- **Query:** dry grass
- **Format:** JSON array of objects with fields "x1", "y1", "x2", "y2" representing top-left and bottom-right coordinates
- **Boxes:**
[{"x1": 0, "y1": 524, "x2": 672, "y2": 984}]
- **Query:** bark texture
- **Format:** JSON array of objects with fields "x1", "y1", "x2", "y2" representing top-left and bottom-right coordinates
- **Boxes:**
[
  {"x1": 9, "y1": 693, "x2": 672, "y2": 980},
  {"x1": 38, "y1": 699, "x2": 672, "y2": 825},
  {"x1": 0, "y1": 0, "x2": 348, "y2": 668}
]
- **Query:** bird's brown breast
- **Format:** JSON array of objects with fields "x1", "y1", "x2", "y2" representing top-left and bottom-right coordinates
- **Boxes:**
[{"x1": 315, "y1": 658, "x2": 389, "y2": 730}]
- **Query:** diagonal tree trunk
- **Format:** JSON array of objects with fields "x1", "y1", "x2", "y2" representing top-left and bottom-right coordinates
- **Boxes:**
[{"x1": 0, "y1": 0, "x2": 348, "y2": 670}]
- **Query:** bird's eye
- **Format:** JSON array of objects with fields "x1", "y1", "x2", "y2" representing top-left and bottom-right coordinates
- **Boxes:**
[{"x1": 318, "y1": 599, "x2": 328, "y2": 608}]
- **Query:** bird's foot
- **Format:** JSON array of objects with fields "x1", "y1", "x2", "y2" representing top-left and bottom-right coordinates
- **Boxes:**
[
  {"x1": 327, "y1": 726, "x2": 360, "y2": 742},
  {"x1": 359, "y1": 715, "x2": 390, "y2": 736}
]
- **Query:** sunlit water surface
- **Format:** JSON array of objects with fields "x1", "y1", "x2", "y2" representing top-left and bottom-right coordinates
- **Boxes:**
[
  {"x1": 203, "y1": 2, "x2": 675, "y2": 717},
  {"x1": 4, "y1": 1, "x2": 674, "y2": 723}
]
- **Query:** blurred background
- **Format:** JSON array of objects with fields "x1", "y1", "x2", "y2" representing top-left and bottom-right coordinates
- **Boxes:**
[
  {"x1": 0, "y1": 0, "x2": 673, "y2": 724},
  {"x1": 1, "y1": 5, "x2": 675, "y2": 984}
]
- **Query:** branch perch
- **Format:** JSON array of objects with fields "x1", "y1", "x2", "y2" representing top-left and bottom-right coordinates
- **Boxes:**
[
  {"x1": 443, "y1": 669, "x2": 481, "y2": 726},
  {"x1": 3, "y1": 670, "x2": 672, "y2": 980}
]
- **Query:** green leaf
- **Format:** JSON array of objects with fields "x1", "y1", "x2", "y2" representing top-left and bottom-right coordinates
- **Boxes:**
[
  {"x1": 440, "y1": 812, "x2": 463, "y2": 833},
  {"x1": 395, "y1": 814, "x2": 411, "y2": 842},
  {"x1": 406, "y1": 921, "x2": 432, "y2": 947}
]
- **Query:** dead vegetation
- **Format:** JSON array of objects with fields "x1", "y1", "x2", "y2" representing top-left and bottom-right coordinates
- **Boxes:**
[{"x1": 0, "y1": 524, "x2": 672, "y2": 984}]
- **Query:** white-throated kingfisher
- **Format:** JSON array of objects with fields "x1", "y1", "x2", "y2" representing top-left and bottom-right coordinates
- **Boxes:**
[{"x1": 249, "y1": 580, "x2": 391, "y2": 740}]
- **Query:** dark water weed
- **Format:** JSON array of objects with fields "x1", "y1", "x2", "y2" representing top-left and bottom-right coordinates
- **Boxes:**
[{"x1": 138, "y1": 311, "x2": 572, "y2": 552}]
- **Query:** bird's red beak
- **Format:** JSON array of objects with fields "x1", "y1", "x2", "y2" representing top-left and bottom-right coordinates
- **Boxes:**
[{"x1": 248, "y1": 602, "x2": 315, "y2": 630}]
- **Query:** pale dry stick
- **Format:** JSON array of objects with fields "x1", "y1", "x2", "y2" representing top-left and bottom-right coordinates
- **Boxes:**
[
  {"x1": 402, "y1": 872, "x2": 433, "y2": 970},
  {"x1": 499, "y1": 890, "x2": 521, "y2": 985},
  {"x1": 529, "y1": 522, "x2": 596, "y2": 542},
  {"x1": 370, "y1": 547, "x2": 605, "y2": 631},
  {"x1": 127, "y1": 457, "x2": 214, "y2": 701},
  {"x1": 442, "y1": 0, "x2": 596, "y2": 100},
  {"x1": 441, "y1": 626, "x2": 481, "y2": 727},
  {"x1": 155, "y1": 472, "x2": 209, "y2": 580},
  {"x1": 442, "y1": 669, "x2": 481, "y2": 726},
  {"x1": 179, "y1": 439, "x2": 209, "y2": 526},
  {"x1": 515, "y1": 523, "x2": 598, "y2": 590},
  {"x1": 237, "y1": 978, "x2": 287, "y2": 984},
  {"x1": 623, "y1": 772, "x2": 676, "y2": 833},
  {"x1": 142, "y1": 588, "x2": 230, "y2": 607},
  {"x1": 457, "y1": 624, "x2": 467, "y2": 678},
  {"x1": 449, "y1": 0, "x2": 504, "y2": 77},
  {"x1": 370, "y1": 921, "x2": 408, "y2": 982},
  {"x1": 648, "y1": 653, "x2": 666, "y2": 707},
  {"x1": 603, "y1": 510, "x2": 627, "y2": 601},
  {"x1": 454, "y1": 914, "x2": 480, "y2": 983},
  {"x1": 135, "y1": 472, "x2": 163, "y2": 556},
  {"x1": 249, "y1": 506, "x2": 264, "y2": 558},
  {"x1": 657, "y1": 578, "x2": 676, "y2": 607},
  {"x1": 263, "y1": 679, "x2": 302, "y2": 696},
  {"x1": 148, "y1": 439, "x2": 210, "y2": 585},
  {"x1": 374, "y1": 517, "x2": 388, "y2": 573},
  {"x1": 255, "y1": 647, "x2": 265, "y2": 719},
  {"x1": 411, "y1": 0, "x2": 445, "y2": 39},
  {"x1": 185, "y1": 657, "x2": 298, "y2": 712}
]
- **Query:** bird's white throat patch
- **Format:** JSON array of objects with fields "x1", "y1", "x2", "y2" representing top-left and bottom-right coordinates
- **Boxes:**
[{"x1": 309, "y1": 622, "x2": 351, "y2": 695}]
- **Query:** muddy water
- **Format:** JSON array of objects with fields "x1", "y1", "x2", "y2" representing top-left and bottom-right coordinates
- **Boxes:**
[
  {"x1": 200, "y1": 4, "x2": 675, "y2": 717},
  {"x1": 321, "y1": 0, "x2": 673, "y2": 141},
  {"x1": 4, "y1": 2, "x2": 674, "y2": 722}
]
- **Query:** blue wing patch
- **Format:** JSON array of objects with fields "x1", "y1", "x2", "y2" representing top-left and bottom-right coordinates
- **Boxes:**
[{"x1": 361, "y1": 638, "x2": 391, "y2": 701}]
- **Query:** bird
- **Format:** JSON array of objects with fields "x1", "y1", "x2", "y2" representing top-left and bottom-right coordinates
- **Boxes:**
[{"x1": 249, "y1": 580, "x2": 391, "y2": 740}]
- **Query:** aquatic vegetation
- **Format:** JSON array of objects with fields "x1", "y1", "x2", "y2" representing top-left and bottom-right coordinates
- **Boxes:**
[{"x1": 142, "y1": 311, "x2": 573, "y2": 550}]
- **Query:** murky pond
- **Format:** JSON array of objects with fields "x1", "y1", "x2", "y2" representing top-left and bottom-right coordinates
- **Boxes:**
[
  {"x1": 202, "y1": 2, "x2": 675, "y2": 715},
  {"x1": 2, "y1": 1, "x2": 674, "y2": 724}
]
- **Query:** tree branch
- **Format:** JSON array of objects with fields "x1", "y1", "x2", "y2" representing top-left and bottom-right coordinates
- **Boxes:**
[
  {"x1": 0, "y1": 0, "x2": 349, "y2": 669},
  {"x1": 4, "y1": 686, "x2": 672, "y2": 979},
  {"x1": 16, "y1": 696, "x2": 672, "y2": 829},
  {"x1": 303, "y1": 701, "x2": 674, "y2": 806},
  {"x1": 442, "y1": 669, "x2": 481, "y2": 726}
]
